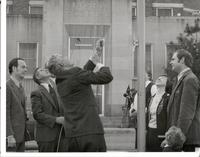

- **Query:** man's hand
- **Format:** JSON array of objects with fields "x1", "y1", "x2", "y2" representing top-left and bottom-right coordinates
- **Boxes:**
[
  {"x1": 90, "y1": 40, "x2": 103, "y2": 65},
  {"x1": 56, "y1": 116, "x2": 65, "y2": 125},
  {"x1": 7, "y1": 135, "x2": 16, "y2": 148},
  {"x1": 90, "y1": 39, "x2": 103, "y2": 65},
  {"x1": 95, "y1": 39, "x2": 103, "y2": 57},
  {"x1": 90, "y1": 53, "x2": 100, "y2": 65}
]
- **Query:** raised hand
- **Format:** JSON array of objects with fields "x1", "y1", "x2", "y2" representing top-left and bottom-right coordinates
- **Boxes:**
[{"x1": 95, "y1": 39, "x2": 104, "y2": 57}]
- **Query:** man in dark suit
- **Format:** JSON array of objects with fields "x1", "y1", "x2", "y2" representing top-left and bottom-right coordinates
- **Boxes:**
[
  {"x1": 31, "y1": 67, "x2": 66, "y2": 152},
  {"x1": 166, "y1": 49, "x2": 200, "y2": 151},
  {"x1": 6, "y1": 58, "x2": 28, "y2": 152},
  {"x1": 46, "y1": 40, "x2": 113, "y2": 152}
]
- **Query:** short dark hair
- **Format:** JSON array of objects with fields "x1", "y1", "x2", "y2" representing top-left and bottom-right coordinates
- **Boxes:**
[
  {"x1": 8, "y1": 58, "x2": 25, "y2": 74},
  {"x1": 33, "y1": 67, "x2": 41, "y2": 85},
  {"x1": 176, "y1": 49, "x2": 193, "y2": 68},
  {"x1": 146, "y1": 71, "x2": 152, "y2": 81}
]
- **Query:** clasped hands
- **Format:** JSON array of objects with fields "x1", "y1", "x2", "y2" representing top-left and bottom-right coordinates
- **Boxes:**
[{"x1": 90, "y1": 39, "x2": 103, "y2": 65}]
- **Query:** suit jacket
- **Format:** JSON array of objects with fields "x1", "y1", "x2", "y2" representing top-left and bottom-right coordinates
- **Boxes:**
[
  {"x1": 6, "y1": 79, "x2": 27, "y2": 143},
  {"x1": 55, "y1": 60, "x2": 113, "y2": 137},
  {"x1": 31, "y1": 80, "x2": 63, "y2": 142},
  {"x1": 167, "y1": 69, "x2": 200, "y2": 145},
  {"x1": 156, "y1": 93, "x2": 170, "y2": 135}
]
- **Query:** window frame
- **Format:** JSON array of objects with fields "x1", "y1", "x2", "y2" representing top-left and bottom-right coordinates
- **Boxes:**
[
  {"x1": 6, "y1": 0, "x2": 13, "y2": 14},
  {"x1": 132, "y1": 1, "x2": 137, "y2": 18},
  {"x1": 156, "y1": 7, "x2": 174, "y2": 17},
  {"x1": 17, "y1": 42, "x2": 39, "y2": 79},
  {"x1": 29, "y1": 0, "x2": 44, "y2": 15}
]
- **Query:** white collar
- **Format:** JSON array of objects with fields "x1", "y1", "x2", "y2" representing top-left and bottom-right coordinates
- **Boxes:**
[
  {"x1": 10, "y1": 76, "x2": 21, "y2": 88},
  {"x1": 145, "y1": 80, "x2": 151, "y2": 87},
  {"x1": 41, "y1": 82, "x2": 50, "y2": 92}
]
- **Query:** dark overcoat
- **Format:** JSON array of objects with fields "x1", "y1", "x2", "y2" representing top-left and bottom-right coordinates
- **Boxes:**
[
  {"x1": 6, "y1": 79, "x2": 27, "y2": 143},
  {"x1": 167, "y1": 69, "x2": 200, "y2": 145},
  {"x1": 55, "y1": 60, "x2": 113, "y2": 137}
]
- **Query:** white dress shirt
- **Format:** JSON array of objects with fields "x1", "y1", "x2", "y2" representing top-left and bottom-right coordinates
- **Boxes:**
[
  {"x1": 148, "y1": 92, "x2": 164, "y2": 128},
  {"x1": 10, "y1": 76, "x2": 22, "y2": 88},
  {"x1": 40, "y1": 82, "x2": 50, "y2": 92},
  {"x1": 131, "y1": 81, "x2": 157, "y2": 111}
]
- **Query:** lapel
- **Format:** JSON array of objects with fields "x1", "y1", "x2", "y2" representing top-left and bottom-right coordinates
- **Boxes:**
[
  {"x1": 167, "y1": 70, "x2": 191, "y2": 113},
  {"x1": 8, "y1": 79, "x2": 26, "y2": 110},
  {"x1": 39, "y1": 85, "x2": 58, "y2": 110}
]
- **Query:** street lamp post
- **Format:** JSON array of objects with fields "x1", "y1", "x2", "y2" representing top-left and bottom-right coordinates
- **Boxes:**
[{"x1": 137, "y1": 0, "x2": 146, "y2": 152}]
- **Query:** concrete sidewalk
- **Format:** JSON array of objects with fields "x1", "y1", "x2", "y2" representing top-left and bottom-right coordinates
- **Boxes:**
[{"x1": 25, "y1": 128, "x2": 136, "y2": 152}]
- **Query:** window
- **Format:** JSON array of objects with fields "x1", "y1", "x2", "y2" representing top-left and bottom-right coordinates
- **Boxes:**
[
  {"x1": 29, "y1": 6, "x2": 43, "y2": 14},
  {"x1": 18, "y1": 43, "x2": 38, "y2": 76},
  {"x1": 153, "y1": 3, "x2": 183, "y2": 17},
  {"x1": 29, "y1": 0, "x2": 43, "y2": 15},
  {"x1": 133, "y1": 44, "x2": 153, "y2": 78},
  {"x1": 192, "y1": 10, "x2": 200, "y2": 16},
  {"x1": 156, "y1": 8, "x2": 173, "y2": 16},
  {"x1": 132, "y1": 1, "x2": 137, "y2": 18},
  {"x1": 7, "y1": 0, "x2": 13, "y2": 14},
  {"x1": 132, "y1": 7, "x2": 137, "y2": 18}
]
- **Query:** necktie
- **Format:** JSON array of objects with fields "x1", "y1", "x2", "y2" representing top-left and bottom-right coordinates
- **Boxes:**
[{"x1": 48, "y1": 84, "x2": 59, "y2": 111}]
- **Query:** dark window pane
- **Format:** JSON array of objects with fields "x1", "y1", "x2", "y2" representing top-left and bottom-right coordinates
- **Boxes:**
[
  {"x1": 30, "y1": 6, "x2": 43, "y2": 15},
  {"x1": 19, "y1": 43, "x2": 37, "y2": 75},
  {"x1": 158, "y1": 8, "x2": 172, "y2": 16}
]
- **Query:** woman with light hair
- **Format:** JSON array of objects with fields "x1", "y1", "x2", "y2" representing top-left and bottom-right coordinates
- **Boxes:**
[{"x1": 146, "y1": 74, "x2": 171, "y2": 152}]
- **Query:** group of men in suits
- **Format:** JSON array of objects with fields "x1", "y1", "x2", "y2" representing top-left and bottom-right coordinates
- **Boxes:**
[
  {"x1": 6, "y1": 39, "x2": 113, "y2": 152},
  {"x1": 6, "y1": 43, "x2": 200, "y2": 152}
]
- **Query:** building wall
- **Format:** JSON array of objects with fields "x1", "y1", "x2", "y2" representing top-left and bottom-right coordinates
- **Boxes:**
[
  {"x1": 110, "y1": 0, "x2": 133, "y2": 116},
  {"x1": 6, "y1": 0, "x2": 200, "y2": 118},
  {"x1": 42, "y1": 0, "x2": 64, "y2": 64},
  {"x1": 7, "y1": 14, "x2": 43, "y2": 111},
  {"x1": 132, "y1": 16, "x2": 198, "y2": 88},
  {"x1": 13, "y1": 0, "x2": 29, "y2": 14},
  {"x1": 63, "y1": 0, "x2": 111, "y2": 24},
  {"x1": 7, "y1": 15, "x2": 43, "y2": 76},
  {"x1": 43, "y1": 0, "x2": 133, "y2": 117}
]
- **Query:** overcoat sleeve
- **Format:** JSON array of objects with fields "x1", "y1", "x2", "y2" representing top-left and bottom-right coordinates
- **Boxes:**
[
  {"x1": 177, "y1": 77, "x2": 199, "y2": 135},
  {"x1": 83, "y1": 60, "x2": 96, "y2": 71},
  {"x1": 78, "y1": 66, "x2": 113, "y2": 85},
  {"x1": 6, "y1": 85, "x2": 14, "y2": 136}
]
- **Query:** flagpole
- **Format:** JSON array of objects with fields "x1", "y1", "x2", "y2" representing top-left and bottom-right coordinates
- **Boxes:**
[{"x1": 137, "y1": 0, "x2": 146, "y2": 152}]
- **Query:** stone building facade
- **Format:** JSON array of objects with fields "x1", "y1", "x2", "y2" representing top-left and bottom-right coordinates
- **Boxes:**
[{"x1": 6, "y1": 0, "x2": 200, "y2": 126}]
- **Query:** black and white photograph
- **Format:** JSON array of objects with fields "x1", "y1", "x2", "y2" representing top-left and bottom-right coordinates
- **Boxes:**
[{"x1": 1, "y1": 0, "x2": 200, "y2": 156}]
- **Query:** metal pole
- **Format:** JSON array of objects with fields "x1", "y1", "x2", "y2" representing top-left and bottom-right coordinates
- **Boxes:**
[{"x1": 137, "y1": 0, "x2": 146, "y2": 152}]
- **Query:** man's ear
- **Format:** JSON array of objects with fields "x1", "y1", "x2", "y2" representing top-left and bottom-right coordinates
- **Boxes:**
[
  {"x1": 35, "y1": 72, "x2": 41, "y2": 80},
  {"x1": 180, "y1": 57, "x2": 185, "y2": 64},
  {"x1": 12, "y1": 66, "x2": 17, "y2": 72}
]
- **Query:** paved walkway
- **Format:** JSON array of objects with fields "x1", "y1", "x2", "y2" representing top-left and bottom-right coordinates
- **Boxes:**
[{"x1": 25, "y1": 128, "x2": 136, "y2": 152}]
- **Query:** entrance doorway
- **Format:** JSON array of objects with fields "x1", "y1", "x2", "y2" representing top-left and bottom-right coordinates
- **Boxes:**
[{"x1": 68, "y1": 37, "x2": 105, "y2": 115}]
